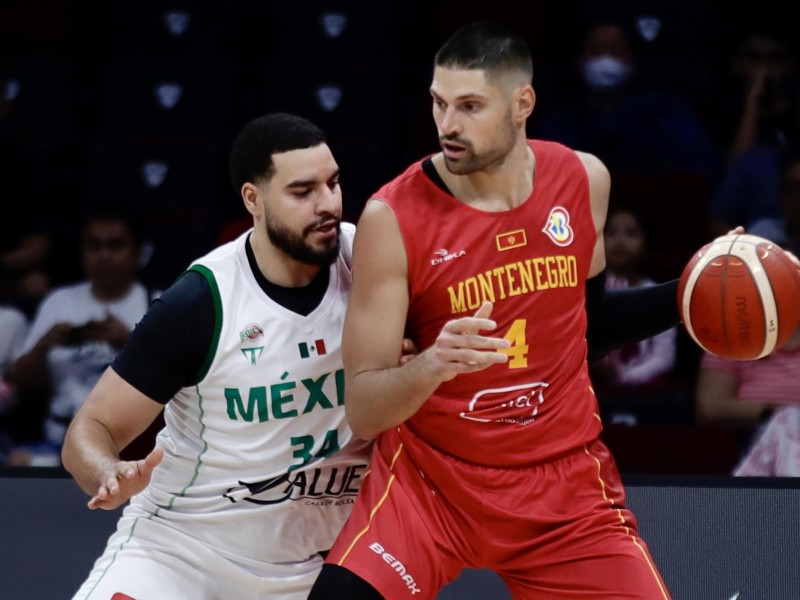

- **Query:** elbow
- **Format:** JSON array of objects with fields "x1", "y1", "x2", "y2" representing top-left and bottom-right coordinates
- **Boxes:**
[
  {"x1": 694, "y1": 394, "x2": 722, "y2": 424},
  {"x1": 345, "y1": 407, "x2": 380, "y2": 441},
  {"x1": 344, "y1": 393, "x2": 382, "y2": 441},
  {"x1": 60, "y1": 432, "x2": 76, "y2": 476}
]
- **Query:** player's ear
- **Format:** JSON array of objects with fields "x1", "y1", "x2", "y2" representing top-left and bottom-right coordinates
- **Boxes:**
[
  {"x1": 241, "y1": 183, "x2": 260, "y2": 216},
  {"x1": 515, "y1": 85, "x2": 535, "y2": 124}
]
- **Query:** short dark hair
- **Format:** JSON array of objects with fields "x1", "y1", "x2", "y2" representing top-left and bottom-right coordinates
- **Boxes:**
[
  {"x1": 79, "y1": 205, "x2": 147, "y2": 247},
  {"x1": 434, "y1": 21, "x2": 533, "y2": 83},
  {"x1": 228, "y1": 112, "x2": 327, "y2": 193}
]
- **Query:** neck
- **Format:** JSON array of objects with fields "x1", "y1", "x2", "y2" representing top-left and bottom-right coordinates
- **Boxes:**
[
  {"x1": 91, "y1": 281, "x2": 136, "y2": 302},
  {"x1": 248, "y1": 229, "x2": 321, "y2": 287},
  {"x1": 435, "y1": 137, "x2": 534, "y2": 211}
]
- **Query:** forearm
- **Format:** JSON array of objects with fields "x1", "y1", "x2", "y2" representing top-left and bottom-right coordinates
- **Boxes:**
[
  {"x1": 695, "y1": 394, "x2": 768, "y2": 426},
  {"x1": 616, "y1": 331, "x2": 677, "y2": 384},
  {"x1": 346, "y1": 349, "x2": 444, "y2": 440},
  {"x1": 61, "y1": 416, "x2": 124, "y2": 498},
  {"x1": 585, "y1": 272, "x2": 680, "y2": 361}
]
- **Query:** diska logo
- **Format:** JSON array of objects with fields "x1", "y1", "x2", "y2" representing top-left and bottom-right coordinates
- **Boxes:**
[{"x1": 431, "y1": 248, "x2": 466, "y2": 266}]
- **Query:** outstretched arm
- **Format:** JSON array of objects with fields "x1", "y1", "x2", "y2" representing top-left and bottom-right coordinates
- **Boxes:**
[
  {"x1": 585, "y1": 271, "x2": 680, "y2": 361},
  {"x1": 343, "y1": 200, "x2": 509, "y2": 440},
  {"x1": 62, "y1": 367, "x2": 165, "y2": 510}
]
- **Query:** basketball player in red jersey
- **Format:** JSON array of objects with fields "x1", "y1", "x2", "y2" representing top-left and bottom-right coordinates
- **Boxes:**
[{"x1": 309, "y1": 21, "x2": 673, "y2": 600}]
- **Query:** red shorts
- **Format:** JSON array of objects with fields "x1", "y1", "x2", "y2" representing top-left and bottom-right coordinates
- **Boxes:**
[{"x1": 325, "y1": 425, "x2": 671, "y2": 599}]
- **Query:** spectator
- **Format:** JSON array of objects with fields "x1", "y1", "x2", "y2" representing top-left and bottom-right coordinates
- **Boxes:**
[
  {"x1": 705, "y1": 107, "x2": 800, "y2": 240},
  {"x1": 0, "y1": 217, "x2": 52, "y2": 320},
  {"x1": 695, "y1": 323, "x2": 800, "y2": 470},
  {"x1": 0, "y1": 301, "x2": 27, "y2": 412},
  {"x1": 734, "y1": 405, "x2": 800, "y2": 476},
  {"x1": 533, "y1": 16, "x2": 721, "y2": 184},
  {"x1": 589, "y1": 206, "x2": 679, "y2": 426},
  {"x1": 0, "y1": 287, "x2": 29, "y2": 464},
  {"x1": 696, "y1": 147, "x2": 800, "y2": 471},
  {"x1": 10, "y1": 207, "x2": 157, "y2": 466},
  {"x1": 705, "y1": 23, "x2": 799, "y2": 165}
]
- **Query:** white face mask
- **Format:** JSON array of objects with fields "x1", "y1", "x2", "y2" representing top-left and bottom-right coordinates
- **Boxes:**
[{"x1": 582, "y1": 55, "x2": 632, "y2": 91}]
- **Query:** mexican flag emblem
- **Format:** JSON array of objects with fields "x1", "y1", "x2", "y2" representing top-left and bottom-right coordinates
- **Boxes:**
[{"x1": 298, "y1": 339, "x2": 327, "y2": 359}]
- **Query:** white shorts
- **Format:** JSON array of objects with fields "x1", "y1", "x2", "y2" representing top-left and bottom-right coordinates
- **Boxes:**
[{"x1": 70, "y1": 512, "x2": 325, "y2": 600}]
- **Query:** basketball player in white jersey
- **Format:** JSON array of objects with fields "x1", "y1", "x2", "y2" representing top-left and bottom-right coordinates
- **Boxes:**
[{"x1": 61, "y1": 113, "x2": 379, "y2": 599}]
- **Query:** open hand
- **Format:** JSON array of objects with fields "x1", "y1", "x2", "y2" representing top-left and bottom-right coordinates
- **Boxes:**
[
  {"x1": 426, "y1": 301, "x2": 510, "y2": 382},
  {"x1": 88, "y1": 447, "x2": 165, "y2": 510}
]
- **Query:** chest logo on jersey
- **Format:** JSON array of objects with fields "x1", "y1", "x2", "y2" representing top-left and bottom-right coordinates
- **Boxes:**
[
  {"x1": 496, "y1": 229, "x2": 527, "y2": 251},
  {"x1": 542, "y1": 206, "x2": 574, "y2": 247},
  {"x1": 240, "y1": 323, "x2": 266, "y2": 365},
  {"x1": 240, "y1": 323, "x2": 264, "y2": 342},
  {"x1": 460, "y1": 381, "x2": 549, "y2": 427},
  {"x1": 431, "y1": 248, "x2": 467, "y2": 266}
]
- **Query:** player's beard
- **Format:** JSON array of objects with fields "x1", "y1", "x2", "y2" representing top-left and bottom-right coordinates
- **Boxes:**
[
  {"x1": 441, "y1": 109, "x2": 517, "y2": 175},
  {"x1": 265, "y1": 216, "x2": 341, "y2": 267}
]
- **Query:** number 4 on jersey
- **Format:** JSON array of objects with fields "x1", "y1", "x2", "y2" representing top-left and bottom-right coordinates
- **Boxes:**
[{"x1": 498, "y1": 319, "x2": 528, "y2": 369}]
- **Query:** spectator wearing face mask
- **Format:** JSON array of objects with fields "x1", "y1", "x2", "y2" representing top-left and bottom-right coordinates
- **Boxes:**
[
  {"x1": 532, "y1": 14, "x2": 723, "y2": 282},
  {"x1": 533, "y1": 16, "x2": 722, "y2": 184}
]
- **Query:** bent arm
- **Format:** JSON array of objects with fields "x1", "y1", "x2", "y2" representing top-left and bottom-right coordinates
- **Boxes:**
[
  {"x1": 343, "y1": 201, "x2": 442, "y2": 439},
  {"x1": 695, "y1": 366, "x2": 767, "y2": 425},
  {"x1": 343, "y1": 200, "x2": 508, "y2": 440},
  {"x1": 61, "y1": 366, "x2": 164, "y2": 502}
]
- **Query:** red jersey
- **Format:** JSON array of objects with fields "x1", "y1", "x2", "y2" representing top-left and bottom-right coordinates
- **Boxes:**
[{"x1": 375, "y1": 140, "x2": 602, "y2": 466}]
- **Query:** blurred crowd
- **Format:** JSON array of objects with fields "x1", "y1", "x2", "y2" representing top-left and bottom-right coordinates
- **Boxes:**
[{"x1": 1, "y1": 0, "x2": 799, "y2": 475}]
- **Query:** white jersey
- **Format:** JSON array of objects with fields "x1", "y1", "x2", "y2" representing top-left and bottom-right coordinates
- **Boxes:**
[{"x1": 73, "y1": 224, "x2": 371, "y2": 600}]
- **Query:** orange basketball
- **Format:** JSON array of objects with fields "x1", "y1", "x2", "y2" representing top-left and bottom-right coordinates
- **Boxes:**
[{"x1": 678, "y1": 234, "x2": 800, "y2": 360}]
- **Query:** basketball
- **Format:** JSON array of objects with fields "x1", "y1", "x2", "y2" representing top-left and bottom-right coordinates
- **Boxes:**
[{"x1": 678, "y1": 233, "x2": 800, "y2": 361}]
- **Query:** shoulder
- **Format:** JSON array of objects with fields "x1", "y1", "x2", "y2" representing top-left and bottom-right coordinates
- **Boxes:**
[
  {"x1": 191, "y1": 234, "x2": 244, "y2": 270},
  {"x1": 573, "y1": 150, "x2": 610, "y2": 182},
  {"x1": 157, "y1": 270, "x2": 214, "y2": 311},
  {"x1": 0, "y1": 306, "x2": 27, "y2": 331},
  {"x1": 339, "y1": 221, "x2": 356, "y2": 268},
  {"x1": 37, "y1": 282, "x2": 90, "y2": 311},
  {"x1": 530, "y1": 139, "x2": 609, "y2": 181},
  {"x1": 373, "y1": 159, "x2": 428, "y2": 199}
]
